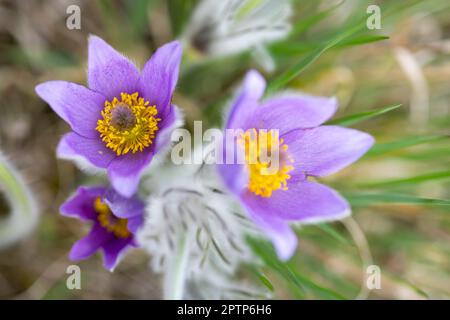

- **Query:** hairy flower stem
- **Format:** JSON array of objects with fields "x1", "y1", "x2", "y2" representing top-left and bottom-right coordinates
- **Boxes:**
[
  {"x1": 342, "y1": 217, "x2": 373, "y2": 300},
  {"x1": 164, "y1": 231, "x2": 191, "y2": 300},
  {"x1": 0, "y1": 152, "x2": 38, "y2": 248}
]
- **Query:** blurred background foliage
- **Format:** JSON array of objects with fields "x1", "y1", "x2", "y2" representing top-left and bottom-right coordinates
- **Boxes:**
[{"x1": 0, "y1": 0, "x2": 449, "y2": 299}]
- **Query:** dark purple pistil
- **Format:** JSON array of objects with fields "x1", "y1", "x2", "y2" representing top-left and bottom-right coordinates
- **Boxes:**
[{"x1": 111, "y1": 103, "x2": 136, "y2": 131}]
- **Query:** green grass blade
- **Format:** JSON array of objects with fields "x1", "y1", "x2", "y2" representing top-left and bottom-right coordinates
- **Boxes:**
[
  {"x1": 167, "y1": 0, "x2": 196, "y2": 37},
  {"x1": 357, "y1": 171, "x2": 450, "y2": 189},
  {"x1": 398, "y1": 146, "x2": 450, "y2": 161},
  {"x1": 267, "y1": 36, "x2": 345, "y2": 93},
  {"x1": 367, "y1": 135, "x2": 447, "y2": 157},
  {"x1": 248, "y1": 237, "x2": 306, "y2": 298},
  {"x1": 255, "y1": 271, "x2": 274, "y2": 292},
  {"x1": 315, "y1": 223, "x2": 353, "y2": 246},
  {"x1": 270, "y1": 34, "x2": 389, "y2": 57},
  {"x1": 291, "y1": 269, "x2": 346, "y2": 300},
  {"x1": 337, "y1": 35, "x2": 390, "y2": 47},
  {"x1": 288, "y1": 1, "x2": 344, "y2": 38},
  {"x1": 267, "y1": 0, "x2": 386, "y2": 93},
  {"x1": 248, "y1": 237, "x2": 346, "y2": 299},
  {"x1": 126, "y1": 0, "x2": 156, "y2": 37},
  {"x1": 344, "y1": 192, "x2": 450, "y2": 207},
  {"x1": 328, "y1": 104, "x2": 402, "y2": 126}
]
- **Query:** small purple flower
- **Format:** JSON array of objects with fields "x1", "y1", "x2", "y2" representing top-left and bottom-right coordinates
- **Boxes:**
[
  {"x1": 61, "y1": 186, "x2": 144, "y2": 271},
  {"x1": 218, "y1": 70, "x2": 375, "y2": 261},
  {"x1": 36, "y1": 35, "x2": 183, "y2": 197}
]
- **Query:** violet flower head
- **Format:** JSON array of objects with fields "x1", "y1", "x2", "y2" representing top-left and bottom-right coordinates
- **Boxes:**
[
  {"x1": 218, "y1": 70, "x2": 375, "y2": 261},
  {"x1": 61, "y1": 186, "x2": 144, "y2": 271},
  {"x1": 36, "y1": 36, "x2": 183, "y2": 197}
]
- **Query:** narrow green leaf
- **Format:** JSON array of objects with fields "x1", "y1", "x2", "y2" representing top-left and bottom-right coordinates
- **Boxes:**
[
  {"x1": 126, "y1": 0, "x2": 156, "y2": 37},
  {"x1": 248, "y1": 237, "x2": 305, "y2": 298},
  {"x1": 328, "y1": 104, "x2": 402, "y2": 126},
  {"x1": 271, "y1": 35, "x2": 389, "y2": 57},
  {"x1": 315, "y1": 223, "x2": 353, "y2": 246},
  {"x1": 387, "y1": 274, "x2": 430, "y2": 298},
  {"x1": 267, "y1": 36, "x2": 343, "y2": 93},
  {"x1": 367, "y1": 135, "x2": 447, "y2": 157},
  {"x1": 288, "y1": 1, "x2": 344, "y2": 38},
  {"x1": 255, "y1": 271, "x2": 274, "y2": 292},
  {"x1": 398, "y1": 146, "x2": 450, "y2": 161},
  {"x1": 343, "y1": 192, "x2": 450, "y2": 207},
  {"x1": 248, "y1": 237, "x2": 346, "y2": 299},
  {"x1": 357, "y1": 171, "x2": 450, "y2": 189},
  {"x1": 269, "y1": 41, "x2": 317, "y2": 57},
  {"x1": 291, "y1": 270, "x2": 346, "y2": 300},
  {"x1": 337, "y1": 35, "x2": 390, "y2": 47},
  {"x1": 167, "y1": 0, "x2": 197, "y2": 37},
  {"x1": 267, "y1": 2, "x2": 378, "y2": 93}
]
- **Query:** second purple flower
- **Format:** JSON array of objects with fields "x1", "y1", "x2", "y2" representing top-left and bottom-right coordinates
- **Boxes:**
[{"x1": 218, "y1": 70, "x2": 375, "y2": 261}]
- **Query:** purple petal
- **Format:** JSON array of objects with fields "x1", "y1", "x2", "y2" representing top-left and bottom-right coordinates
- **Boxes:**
[
  {"x1": 282, "y1": 126, "x2": 374, "y2": 177},
  {"x1": 254, "y1": 95, "x2": 337, "y2": 134},
  {"x1": 226, "y1": 70, "x2": 266, "y2": 130},
  {"x1": 88, "y1": 35, "x2": 140, "y2": 100},
  {"x1": 101, "y1": 237, "x2": 133, "y2": 271},
  {"x1": 103, "y1": 189, "x2": 145, "y2": 219},
  {"x1": 217, "y1": 162, "x2": 248, "y2": 196},
  {"x1": 127, "y1": 215, "x2": 144, "y2": 234},
  {"x1": 69, "y1": 224, "x2": 112, "y2": 261},
  {"x1": 60, "y1": 186, "x2": 106, "y2": 221},
  {"x1": 158, "y1": 104, "x2": 177, "y2": 131},
  {"x1": 138, "y1": 41, "x2": 182, "y2": 118},
  {"x1": 217, "y1": 137, "x2": 248, "y2": 195},
  {"x1": 154, "y1": 104, "x2": 180, "y2": 154},
  {"x1": 35, "y1": 81, "x2": 105, "y2": 138},
  {"x1": 107, "y1": 149, "x2": 154, "y2": 197},
  {"x1": 57, "y1": 132, "x2": 116, "y2": 169},
  {"x1": 242, "y1": 180, "x2": 350, "y2": 223},
  {"x1": 246, "y1": 206, "x2": 297, "y2": 261}
]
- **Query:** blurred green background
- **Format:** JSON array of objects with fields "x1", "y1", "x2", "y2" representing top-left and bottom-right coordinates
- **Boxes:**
[{"x1": 0, "y1": 0, "x2": 449, "y2": 299}]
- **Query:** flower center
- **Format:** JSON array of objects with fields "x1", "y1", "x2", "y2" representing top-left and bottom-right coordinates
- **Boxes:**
[
  {"x1": 94, "y1": 197, "x2": 131, "y2": 239},
  {"x1": 239, "y1": 129, "x2": 294, "y2": 198},
  {"x1": 96, "y1": 92, "x2": 160, "y2": 156},
  {"x1": 110, "y1": 103, "x2": 137, "y2": 131}
]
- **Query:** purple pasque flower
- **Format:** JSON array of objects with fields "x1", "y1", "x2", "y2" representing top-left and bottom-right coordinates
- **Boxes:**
[
  {"x1": 36, "y1": 35, "x2": 182, "y2": 197},
  {"x1": 218, "y1": 70, "x2": 374, "y2": 261},
  {"x1": 61, "y1": 185, "x2": 145, "y2": 271}
]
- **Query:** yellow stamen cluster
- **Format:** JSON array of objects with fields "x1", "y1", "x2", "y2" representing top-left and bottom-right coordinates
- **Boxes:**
[
  {"x1": 94, "y1": 197, "x2": 131, "y2": 239},
  {"x1": 240, "y1": 129, "x2": 294, "y2": 198},
  {"x1": 96, "y1": 92, "x2": 160, "y2": 156}
]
